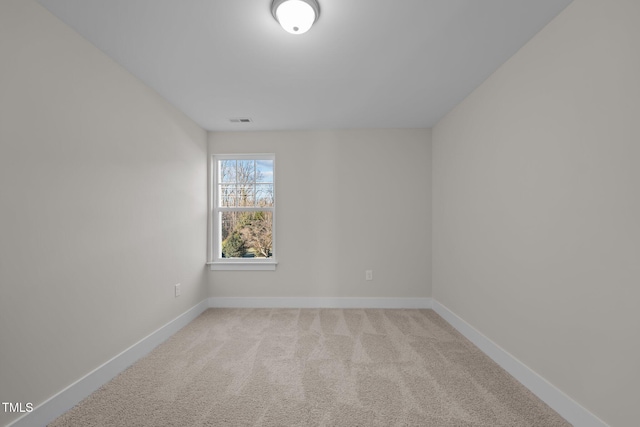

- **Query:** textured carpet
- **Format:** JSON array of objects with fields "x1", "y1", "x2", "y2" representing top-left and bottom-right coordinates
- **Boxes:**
[{"x1": 50, "y1": 308, "x2": 570, "y2": 426}]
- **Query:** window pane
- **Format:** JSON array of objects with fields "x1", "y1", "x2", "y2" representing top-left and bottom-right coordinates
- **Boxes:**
[
  {"x1": 255, "y1": 184, "x2": 274, "y2": 207},
  {"x1": 219, "y1": 184, "x2": 236, "y2": 207},
  {"x1": 220, "y1": 211, "x2": 273, "y2": 258},
  {"x1": 256, "y1": 160, "x2": 273, "y2": 183},
  {"x1": 236, "y1": 160, "x2": 255, "y2": 183},
  {"x1": 236, "y1": 183, "x2": 255, "y2": 207},
  {"x1": 219, "y1": 160, "x2": 236, "y2": 183}
]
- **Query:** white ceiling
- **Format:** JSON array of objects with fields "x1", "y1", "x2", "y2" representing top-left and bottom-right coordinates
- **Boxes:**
[{"x1": 37, "y1": 0, "x2": 572, "y2": 131}]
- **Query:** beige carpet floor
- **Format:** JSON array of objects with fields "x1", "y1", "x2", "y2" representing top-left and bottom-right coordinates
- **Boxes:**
[{"x1": 50, "y1": 308, "x2": 571, "y2": 426}]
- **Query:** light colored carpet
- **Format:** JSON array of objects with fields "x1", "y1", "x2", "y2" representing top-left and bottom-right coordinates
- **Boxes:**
[{"x1": 50, "y1": 308, "x2": 570, "y2": 426}]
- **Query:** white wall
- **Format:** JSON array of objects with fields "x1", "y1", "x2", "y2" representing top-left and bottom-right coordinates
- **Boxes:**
[
  {"x1": 0, "y1": 1, "x2": 208, "y2": 425},
  {"x1": 432, "y1": 0, "x2": 640, "y2": 425},
  {"x1": 209, "y1": 129, "x2": 431, "y2": 300}
]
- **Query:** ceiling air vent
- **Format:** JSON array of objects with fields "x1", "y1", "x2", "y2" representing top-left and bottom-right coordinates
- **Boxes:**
[{"x1": 229, "y1": 118, "x2": 252, "y2": 123}]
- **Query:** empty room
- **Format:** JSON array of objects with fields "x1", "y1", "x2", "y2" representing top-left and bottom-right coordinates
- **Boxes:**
[{"x1": 0, "y1": 0, "x2": 638, "y2": 426}]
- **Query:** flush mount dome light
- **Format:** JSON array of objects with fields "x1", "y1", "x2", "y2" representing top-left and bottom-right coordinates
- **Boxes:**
[{"x1": 271, "y1": 0, "x2": 320, "y2": 35}]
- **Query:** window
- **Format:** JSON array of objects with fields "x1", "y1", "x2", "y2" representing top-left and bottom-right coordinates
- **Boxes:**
[{"x1": 209, "y1": 154, "x2": 276, "y2": 270}]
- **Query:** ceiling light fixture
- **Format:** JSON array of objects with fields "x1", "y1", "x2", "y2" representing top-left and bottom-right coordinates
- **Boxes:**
[{"x1": 271, "y1": 0, "x2": 320, "y2": 35}]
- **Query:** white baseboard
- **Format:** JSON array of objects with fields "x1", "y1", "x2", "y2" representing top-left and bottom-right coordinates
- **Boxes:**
[
  {"x1": 431, "y1": 300, "x2": 609, "y2": 427},
  {"x1": 208, "y1": 296, "x2": 433, "y2": 309},
  {"x1": 8, "y1": 300, "x2": 210, "y2": 427}
]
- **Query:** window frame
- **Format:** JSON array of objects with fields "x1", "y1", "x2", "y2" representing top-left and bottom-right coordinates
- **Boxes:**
[{"x1": 208, "y1": 153, "x2": 277, "y2": 271}]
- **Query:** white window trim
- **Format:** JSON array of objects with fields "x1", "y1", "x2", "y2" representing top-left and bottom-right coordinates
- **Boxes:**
[{"x1": 208, "y1": 153, "x2": 277, "y2": 271}]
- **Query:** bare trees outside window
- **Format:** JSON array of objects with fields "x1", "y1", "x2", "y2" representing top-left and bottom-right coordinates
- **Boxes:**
[{"x1": 213, "y1": 156, "x2": 275, "y2": 261}]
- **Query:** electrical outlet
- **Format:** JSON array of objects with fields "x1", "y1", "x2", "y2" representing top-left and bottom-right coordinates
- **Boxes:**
[
  {"x1": 174, "y1": 283, "x2": 181, "y2": 297},
  {"x1": 365, "y1": 270, "x2": 373, "y2": 281}
]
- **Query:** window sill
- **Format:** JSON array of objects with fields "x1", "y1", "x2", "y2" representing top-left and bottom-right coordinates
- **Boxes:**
[{"x1": 207, "y1": 260, "x2": 278, "y2": 271}]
